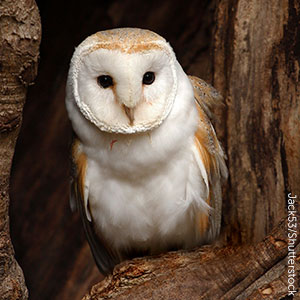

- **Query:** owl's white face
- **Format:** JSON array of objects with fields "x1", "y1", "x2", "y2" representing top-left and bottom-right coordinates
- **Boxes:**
[{"x1": 68, "y1": 28, "x2": 178, "y2": 134}]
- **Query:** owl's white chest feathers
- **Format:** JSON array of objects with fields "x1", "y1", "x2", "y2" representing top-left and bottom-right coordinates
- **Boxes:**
[{"x1": 79, "y1": 77, "x2": 209, "y2": 253}]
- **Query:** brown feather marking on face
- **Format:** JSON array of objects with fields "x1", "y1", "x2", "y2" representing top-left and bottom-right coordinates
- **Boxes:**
[
  {"x1": 94, "y1": 28, "x2": 165, "y2": 44},
  {"x1": 90, "y1": 42, "x2": 164, "y2": 54},
  {"x1": 127, "y1": 43, "x2": 164, "y2": 53},
  {"x1": 110, "y1": 80, "x2": 116, "y2": 98}
]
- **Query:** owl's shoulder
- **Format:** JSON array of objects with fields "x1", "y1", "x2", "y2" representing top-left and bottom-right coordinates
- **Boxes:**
[{"x1": 188, "y1": 75, "x2": 223, "y2": 119}]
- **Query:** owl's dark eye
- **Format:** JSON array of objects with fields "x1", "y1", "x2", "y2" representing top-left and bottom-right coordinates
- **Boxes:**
[
  {"x1": 143, "y1": 72, "x2": 155, "y2": 85},
  {"x1": 97, "y1": 75, "x2": 113, "y2": 88}
]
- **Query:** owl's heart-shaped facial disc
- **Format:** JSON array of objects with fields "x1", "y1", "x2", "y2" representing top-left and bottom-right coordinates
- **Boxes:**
[{"x1": 69, "y1": 28, "x2": 178, "y2": 134}]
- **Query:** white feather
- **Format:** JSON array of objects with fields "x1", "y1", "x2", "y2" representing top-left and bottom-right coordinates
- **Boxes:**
[{"x1": 84, "y1": 179, "x2": 91, "y2": 222}]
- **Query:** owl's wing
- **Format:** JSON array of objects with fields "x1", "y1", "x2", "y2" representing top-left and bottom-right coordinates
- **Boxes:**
[
  {"x1": 189, "y1": 75, "x2": 228, "y2": 242},
  {"x1": 70, "y1": 136, "x2": 119, "y2": 274}
]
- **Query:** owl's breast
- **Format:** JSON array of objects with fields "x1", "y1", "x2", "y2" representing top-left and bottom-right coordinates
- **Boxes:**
[
  {"x1": 86, "y1": 138, "x2": 205, "y2": 253},
  {"x1": 80, "y1": 74, "x2": 206, "y2": 252}
]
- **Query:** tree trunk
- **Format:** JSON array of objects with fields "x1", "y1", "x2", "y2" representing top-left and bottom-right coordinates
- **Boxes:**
[
  {"x1": 213, "y1": 0, "x2": 300, "y2": 244},
  {"x1": 0, "y1": 0, "x2": 41, "y2": 299}
]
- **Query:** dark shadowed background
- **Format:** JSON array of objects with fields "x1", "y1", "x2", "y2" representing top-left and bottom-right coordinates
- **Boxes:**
[{"x1": 9, "y1": 1, "x2": 216, "y2": 299}]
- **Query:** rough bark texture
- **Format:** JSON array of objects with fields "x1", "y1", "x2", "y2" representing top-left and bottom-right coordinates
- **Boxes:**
[
  {"x1": 8, "y1": 0, "x2": 299, "y2": 299},
  {"x1": 0, "y1": 0, "x2": 41, "y2": 299},
  {"x1": 83, "y1": 219, "x2": 300, "y2": 300},
  {"x1": 213, "y1": 0, "x2": 300, "y2": 244}
]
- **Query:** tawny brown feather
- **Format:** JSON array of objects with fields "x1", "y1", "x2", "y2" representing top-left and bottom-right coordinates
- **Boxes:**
[
  {"x1": 72, "y1": 138, "x2": 87, "y2": 199},
  {"x1": 70, "y1": 136, "x2": 119, "y2": 274},
  {"x1": 190, "y1": 76, "x2": 227, "y2": 241}
]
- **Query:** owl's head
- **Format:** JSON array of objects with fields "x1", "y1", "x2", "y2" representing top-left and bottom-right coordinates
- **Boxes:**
[{"x1": 67, "y1": 28, "x2": 178, "y2": 134}]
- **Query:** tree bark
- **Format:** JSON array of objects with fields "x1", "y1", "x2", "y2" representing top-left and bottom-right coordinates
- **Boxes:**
[
  {"x1": 213, "y1": 0, "x2": 300, "y2": 244},
  {"x1": 0, "y1": 0, "x2": 41, "y2": 299},
  {"x1": 83, "y1": 219, "x2": 300, "y2": 300}
]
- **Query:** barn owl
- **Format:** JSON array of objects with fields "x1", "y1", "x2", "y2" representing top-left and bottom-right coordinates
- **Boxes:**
[{"x1": 65, "y1": 28, "x2": 227, "y2": 274}]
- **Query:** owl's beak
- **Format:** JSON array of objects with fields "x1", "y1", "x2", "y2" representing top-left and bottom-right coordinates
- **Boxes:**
[
  {"x1": 123, "y1": 105, "x2": 134, "y2": 125},
  {"x1": 116, "y1": 77, "x2": 141, "y2": 125}
]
